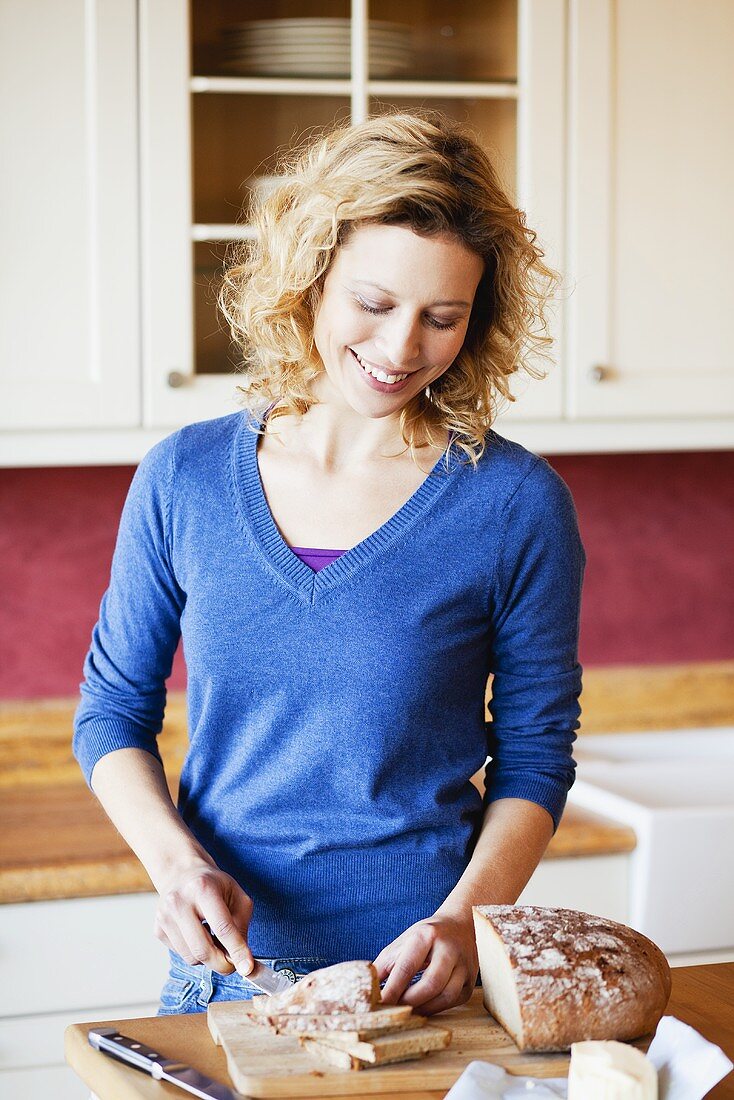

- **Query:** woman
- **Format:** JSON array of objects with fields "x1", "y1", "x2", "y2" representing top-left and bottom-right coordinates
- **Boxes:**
[{"x1": 73, "y1": 111, "x2": 585, "y2": 1018}]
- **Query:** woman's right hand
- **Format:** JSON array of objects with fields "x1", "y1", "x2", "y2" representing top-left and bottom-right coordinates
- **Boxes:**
[{"x1": 153, "y1": 859, "x2": 255, "y2": 978}]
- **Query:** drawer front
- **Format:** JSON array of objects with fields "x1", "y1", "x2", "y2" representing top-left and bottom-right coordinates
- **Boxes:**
[
  {"x1": 0, "y1": 1064, "x2": 92, "y2": 1100},
  {"x1": 0, "y1": 1003, "x2": 157, "y2": 1070},
  {"x1": 0, "y1": 894, "x2": 168, "y2": 1016}
]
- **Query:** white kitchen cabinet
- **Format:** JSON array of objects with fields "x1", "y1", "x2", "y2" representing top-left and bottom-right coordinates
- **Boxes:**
[
  {"x1": 517, "y1": 853, "x2": 630, "y2": 923},
  {"x1": 2, "y1": 0, "x2": 734, "y2": 466},
  {"x1": 0, "y1": 0, "x2": 140, "y2": 435},
  {"x1": 0, "y1": 894, "x2": 168, "y2": 1100},
  {"x1": 0, "y1": 1006, "x2": 157, "y2": 1100},
  {"x1": 565, "y1": 0, "x2": 734, "y2": 425},
  {"x1": 1, "y1": 0, "x2": 568, "y2": 464}
]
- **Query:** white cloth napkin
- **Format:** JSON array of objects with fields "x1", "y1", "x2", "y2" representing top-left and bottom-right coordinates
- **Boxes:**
[
  {"x1": 443, "y1": 1016, "x2": 733, "y2": 1100},
  {"x1": 443, "y1": 1061, "x2": 567, "y2": 1098},
  {"x1": 646, "y1": 1015, "x2": 733, "y2": 1100}
]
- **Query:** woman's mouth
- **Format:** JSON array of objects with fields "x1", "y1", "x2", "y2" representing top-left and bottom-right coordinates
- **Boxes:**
[{"x1": 349, "y1": 348, "x2": 417, "y2": 393}]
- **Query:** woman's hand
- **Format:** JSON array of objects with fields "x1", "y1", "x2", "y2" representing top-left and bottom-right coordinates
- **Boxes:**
[
  {"x1": 153, "y1": 859, "x2": 255, "y2": 978},
  {"x1": 373, "y1": 913, "x2": 479, "y2": 1015}
]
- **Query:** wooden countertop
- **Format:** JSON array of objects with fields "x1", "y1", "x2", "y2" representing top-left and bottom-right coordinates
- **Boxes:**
[
  {"x1": 4, "y1": 660, "x2": 733, "y2": 906},
  {"x1": 64, "y1": 963, "x2": 734, "y2": 1099}
]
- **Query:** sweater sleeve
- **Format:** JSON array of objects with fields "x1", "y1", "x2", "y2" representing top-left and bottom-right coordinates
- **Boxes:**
[
  {"x1": 484, "y1": 457, "x2": 586, "y2": 831},
  {"x1": 72, "y1": 434, "x2": 185, "y2": 788}
]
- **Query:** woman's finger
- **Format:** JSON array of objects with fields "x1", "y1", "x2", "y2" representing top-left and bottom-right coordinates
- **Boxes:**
[
  {"x1": 396, "y1": 940, "x2": 456, "y2": 1008},
  {"x1": 379, "y1": 927, "x2": 434, "y2": 1004},
  {"x1": 412, "y1": 964, "x2": 471, "y2": 1016},
  {"x1": 155, "y1": 910, "x2": 207, "y2": 968},
  {"x1": 372, "y1": 947, "x2": 397, "y2": 984},
  {"x1": 203, "y1": 889, "x2": 255, "y2": 977},
  {"x1": 152, "y1": 915, "x2": 178, "y2": 957},
  {"x1": 174, "y1": 902, "x2": 233, "y2": 972}
]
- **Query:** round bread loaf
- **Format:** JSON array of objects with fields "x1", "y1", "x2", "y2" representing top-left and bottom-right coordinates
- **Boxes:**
[{"x1": 473, "y1": 905, "x2": 671, "y2": 1052}]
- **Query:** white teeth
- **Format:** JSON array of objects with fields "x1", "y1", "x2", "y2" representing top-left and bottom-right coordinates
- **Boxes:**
[{"x1": 353, "y1": 351, "x2": 408, "y2": 385}]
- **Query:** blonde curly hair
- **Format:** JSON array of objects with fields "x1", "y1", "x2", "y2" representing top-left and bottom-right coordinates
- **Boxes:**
[{"x1": 218, "y1": 108, "x2": 561, "y2": 468}]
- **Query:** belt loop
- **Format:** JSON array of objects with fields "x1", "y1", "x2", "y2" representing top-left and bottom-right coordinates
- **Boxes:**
[{"x1": 197, "y1": 966, "x2": 214, "y2": 1007}]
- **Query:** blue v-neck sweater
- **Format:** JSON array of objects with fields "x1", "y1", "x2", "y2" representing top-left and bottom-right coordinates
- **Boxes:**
[{"x1": 73, "y1": 411, "x2": 585, "y2": 962}]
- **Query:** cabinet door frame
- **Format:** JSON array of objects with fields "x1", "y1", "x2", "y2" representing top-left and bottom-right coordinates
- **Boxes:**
[
  {"x1": 0, "y1": 0, "x2": 140, "y2": 432},
  {"x1": 140, "y1": 0, "x2": 244, "y2": 427},
  {"x1": 499, "y1": 0, "x2": 566, "y2": 425},
  {"x1": 565, "y1": 0, "x2": 734, "y2": 422}
]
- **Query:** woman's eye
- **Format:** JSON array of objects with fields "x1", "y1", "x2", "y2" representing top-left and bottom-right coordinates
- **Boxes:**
[
  {"x1": 356, "y1": 299, "x2": 459, "y2": 331},
  {"x1": 357, "y1": 300, "x2": 389, "y2": 316}
]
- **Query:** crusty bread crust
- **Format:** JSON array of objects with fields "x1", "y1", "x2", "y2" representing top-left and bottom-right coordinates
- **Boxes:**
[{"x1": 474, "y1": 905, "x2": 672, "y2": 1052}]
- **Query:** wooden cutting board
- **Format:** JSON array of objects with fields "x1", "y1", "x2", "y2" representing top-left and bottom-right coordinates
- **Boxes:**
[{"x1": 207, "y1": 989, "x2": 650, "y2": 1097}]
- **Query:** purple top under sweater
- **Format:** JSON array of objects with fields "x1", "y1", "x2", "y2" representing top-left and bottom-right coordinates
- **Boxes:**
[{"x1": 291, "y1": 546, "x2": 346, "y2": 571}]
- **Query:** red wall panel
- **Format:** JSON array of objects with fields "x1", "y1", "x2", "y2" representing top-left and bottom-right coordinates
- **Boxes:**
[{"x1": 1, "y1": 451, "x2": 733, "y2": 699}]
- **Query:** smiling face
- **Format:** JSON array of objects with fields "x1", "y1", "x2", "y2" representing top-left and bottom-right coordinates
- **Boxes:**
[{"x1": 311, "y1": 223, "x2": 485, "y2": 420}]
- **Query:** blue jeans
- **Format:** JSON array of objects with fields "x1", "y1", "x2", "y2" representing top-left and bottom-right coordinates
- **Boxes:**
[{"x1": 156, "y1": 951, "x2": 335, "y2": 1015}]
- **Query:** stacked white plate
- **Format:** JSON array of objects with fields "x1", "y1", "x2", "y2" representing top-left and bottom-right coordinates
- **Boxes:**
[{"x1": 219, "y1": 18, "x2": 413, "y2": 78}]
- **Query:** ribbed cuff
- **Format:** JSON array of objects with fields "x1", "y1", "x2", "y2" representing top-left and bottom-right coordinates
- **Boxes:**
[
  {"x1": 483, "y1": 773, "x2": 571, "y2": 832},
  {"x1": 72, "y1": 716, "x2": 163, "y2": 789}
]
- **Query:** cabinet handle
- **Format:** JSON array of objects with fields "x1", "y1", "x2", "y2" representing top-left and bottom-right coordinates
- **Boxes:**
[
  {"x1": 167, "y1": 371, "x2": 190, "y2": 388},
  {"x1": 588, "y1": 364, "x2": 612, "y2": 384}
]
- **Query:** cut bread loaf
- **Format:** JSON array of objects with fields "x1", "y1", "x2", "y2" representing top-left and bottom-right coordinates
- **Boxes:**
[
  {"x1": 473, "y1": 905, "x2": 671, "y2": 1052},
  {"x1": 243, "y1": 958, "x2": 453, "y2": 1070},
  {"x1": 249, "y1": 960, "x2": 380, "y2": 1016}
]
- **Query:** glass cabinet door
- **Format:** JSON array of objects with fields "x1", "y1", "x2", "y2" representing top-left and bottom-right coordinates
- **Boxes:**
[{"x1": 141, "y1": 0, "x2": 564, "y2": 427}]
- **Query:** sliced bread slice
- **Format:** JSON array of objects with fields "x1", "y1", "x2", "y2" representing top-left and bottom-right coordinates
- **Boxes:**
[
  {"x1": 303, "y1": 1023, "x2": 452, "y2": 1065},
  {"x1": 247, "y1": 1003, "x2": 418, "y2": 1035}
]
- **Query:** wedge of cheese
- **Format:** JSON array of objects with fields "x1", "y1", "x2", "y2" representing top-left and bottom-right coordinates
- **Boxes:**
[{"x1": 568, "y1": 1040, "x2": 658, "y2": 1099}]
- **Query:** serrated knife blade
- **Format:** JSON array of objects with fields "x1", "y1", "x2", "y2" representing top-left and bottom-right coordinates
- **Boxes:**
[{"x1": 88, "y1": 1027, "x2": 243, "y2": 1098}]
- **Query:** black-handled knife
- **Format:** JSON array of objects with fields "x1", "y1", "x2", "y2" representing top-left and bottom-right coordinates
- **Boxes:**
[{"x1": 88, "y1": 1027, "x2": 244, "y2": 1099}]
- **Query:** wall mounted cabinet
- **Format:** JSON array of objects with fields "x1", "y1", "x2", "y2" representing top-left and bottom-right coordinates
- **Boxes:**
[
  {"x1": 2, "y1": 0, "x2": 733, "y2": 465},
  {"x1": 0, "y1": 0, "x2": 139, "y2": 436},
  {"x1": 562, "y1": 0, "x2": 734, "y2": 438}
]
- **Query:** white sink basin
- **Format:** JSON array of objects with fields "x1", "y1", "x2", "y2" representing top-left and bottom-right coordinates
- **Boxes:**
[{"x1": 568, "y1": 727, "x2": 734, "y2": 954}]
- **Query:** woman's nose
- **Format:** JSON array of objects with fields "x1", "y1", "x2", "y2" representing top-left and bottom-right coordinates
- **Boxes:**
[{"x1": 378, "y1": 312, "x2": 422, "y2": 368}]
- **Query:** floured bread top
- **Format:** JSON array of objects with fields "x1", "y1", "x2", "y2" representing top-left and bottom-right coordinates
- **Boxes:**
[
  {"x1": 474, "y1": 905, "x2": 671, "y2": 1014},
  {"x1": 250, "y1": 960, "x2": 380, "y2": 1015}
]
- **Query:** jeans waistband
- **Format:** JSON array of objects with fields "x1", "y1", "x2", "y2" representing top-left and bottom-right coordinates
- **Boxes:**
[{"x1": 168, "y1": 949, "x2": 334, "y2": 988}]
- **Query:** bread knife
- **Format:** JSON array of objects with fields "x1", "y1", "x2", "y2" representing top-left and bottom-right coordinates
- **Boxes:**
[{"x1": 88, "y1": 1027, "x2": 243, "y2": 1099}]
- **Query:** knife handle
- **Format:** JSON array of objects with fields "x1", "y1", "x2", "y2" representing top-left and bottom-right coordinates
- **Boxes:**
[{"x1": 88, "y1": 1027, "x2": 172, "y2": 1077}]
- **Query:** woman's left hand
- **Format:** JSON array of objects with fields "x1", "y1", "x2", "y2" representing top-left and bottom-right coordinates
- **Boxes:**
[{"x1": 373, "y1": 913, "x2": 479, "y2": 1015}]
